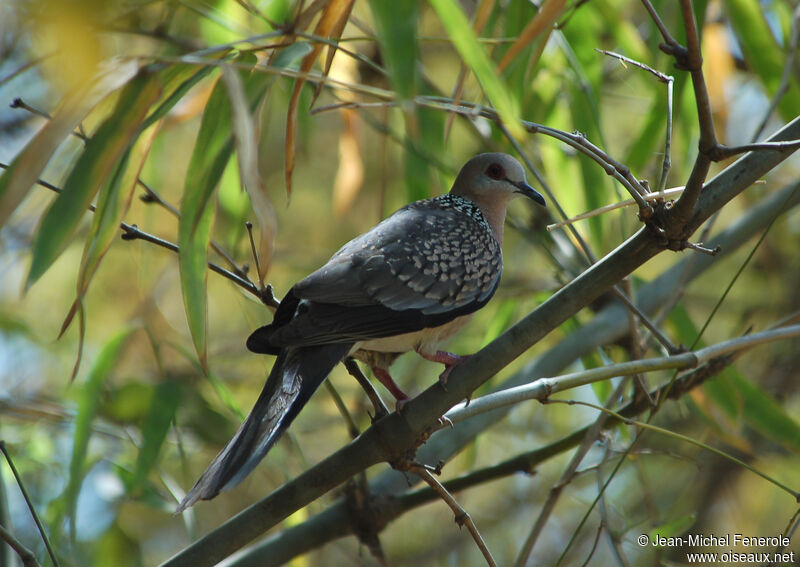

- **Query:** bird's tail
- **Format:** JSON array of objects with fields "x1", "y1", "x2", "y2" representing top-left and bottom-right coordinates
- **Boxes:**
[{"x1": 177, "y1": 343, "x2": 353, "y2": 512}]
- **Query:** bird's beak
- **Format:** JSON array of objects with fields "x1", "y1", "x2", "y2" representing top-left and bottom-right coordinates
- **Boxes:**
[{"x1": 512, "y1": 180, "x2": 546, "y2": 207}]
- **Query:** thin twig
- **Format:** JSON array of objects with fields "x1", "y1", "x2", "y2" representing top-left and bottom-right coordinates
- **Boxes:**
[
  {"x1": 0, "y1": 54, "x2": 50, "y2": 88},
  {"x1": 119, "y1": 224, "x2": 261, "y2": 296},
  {"x1": 324, "y1": 381, "x2": 361, "y2": 439},
  {"x1": 562, "y1": 400, "x2": 800, "y2": 499},
  {"x1": 595, "y1": 452, "x2": 633, "y2": 567},
  {"x1": 609, "y1": 286, "x2": 678, "y2": 354},
  {"x1": 137, "y1": 177, "x2": 249, "y2": 277},
  {"x1": 407, "y1": 464, "x2": 497, "y2": 567},
  {"x1": 546, "y1": 187, "x2": 685, "y2": 230},
  {"x1": 595, "y1": 48, "x2": 675, "y2": 192},
  {"x1": 0, "y1": 523, "x2": 41, "y2": 567},
  {"x1": 11, "y1": 97, "x2": 88, "y2": 142},
  {"x1": 343, "y1": 358, "x2": 391, "y2": 420},
  {"x1": 621, "y1": 277, "x2": 656, "y2": 405},
  {"x1": 313, "y1": 96, "x2": 653, "y2": 212},
  {"x1": 596, "y1": 49, "x2": 672, "y2": 82},
  {"x1": 648, "y1": 0, "x2": 716, "y2": 231},
  {"x1": 513, "y1": 377, "x2": 630, "y2": 567},
  {"x1": 0, "y1": 163, "x2": 266, "y2": 302},
  {"x1": 709, "y1": 141, "x2": 800, "y2": 160},
  {"x1": 660, "y1": 77, "x2": 674, "y2": 192},
  {"x1": 0, "y1": 442, "x2": 60, "y2": 567},
  {"x1": 9, "y1": 97, "x2": 252, "y2": 279},
  {"x1": 579, "y1": 522, "x2": 607, "y2": 567},
  {"x1": 640, "y1": 0, "x2": 680, "y2": 49},
  {"x1": 245, "y1": 221, "x2": 265, "y2": 291},
  {"x1": 443, "y1": 324, "x2": 800, "y2": 425}
]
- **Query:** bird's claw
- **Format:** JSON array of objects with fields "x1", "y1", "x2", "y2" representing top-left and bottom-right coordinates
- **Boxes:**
[{"x1": 437, "y1": 415, "x2": 454, "y2": 428}]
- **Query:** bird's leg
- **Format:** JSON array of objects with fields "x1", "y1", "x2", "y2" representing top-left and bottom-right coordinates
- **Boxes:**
[
  {"x1": 416, "y1": 349, "x2": 472, "y2": 387},
  {"x1": 343, "y1": 358, "x2": 390, "y2": 421},
  {"x1": 371, "y1": 366, "x2": 411, "y2": 411}
]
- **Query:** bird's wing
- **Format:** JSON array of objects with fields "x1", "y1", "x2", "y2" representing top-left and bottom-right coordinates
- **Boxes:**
[{"x1": 259, "y1": 200, "x2": 502, "y2": 347}]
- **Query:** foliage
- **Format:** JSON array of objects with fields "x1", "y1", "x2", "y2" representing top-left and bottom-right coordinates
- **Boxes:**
[{"x1": 0, "y1": 0, "x2": 799, "y2": 566}]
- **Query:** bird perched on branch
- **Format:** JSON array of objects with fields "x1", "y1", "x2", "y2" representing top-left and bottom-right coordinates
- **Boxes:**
[{"x1": 177, "y1": 153, "x2": 546, "y2": 511}]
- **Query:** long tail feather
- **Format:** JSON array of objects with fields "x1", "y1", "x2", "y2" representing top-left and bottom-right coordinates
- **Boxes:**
[{"x1": 177, "y1": 343, "x2": 353, "y2": 511}]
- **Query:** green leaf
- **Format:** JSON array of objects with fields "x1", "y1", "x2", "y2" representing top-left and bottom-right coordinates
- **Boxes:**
[
  {"x1": 721, "y1": 369, "x2": 800, "y2": 454},
  {"x1": 142, "y1": 63, "x2": 220, "y2": 130},
  {"x1": 25, "y1": 70, "x2": 162, "y2": 290},
  {"x1": 502, "y1": 0, "x2": 540, "y2": 105},
  {"x1": 77, "y1": 122, "x2": 158, "y2": 302},
  {"x1": 0, "y1": 61, "x2": 139, "y2": 231},
  {"x1": 481, "y1": 300, "x2": 518, "y2": 344},
  {"x1": 129, "y1": 380, "x2": 181, "y2": 497},
  {"x1": 561, "y1": 5, "x2": 609, "y2": 246},
  {"x1": 370, "y1": 1, "x2": 436, "y2": 200},
  {"x1": 723, "y1": 0, "x2": 800, "y2": 120},
  {"x1": 369, "y1": 0, "x2": 418, "y2": 100},
  {"x1": 648, "y1": 514, "x2": 696, "y2": 542},
  {"x1": 429, "y1": 0, "x2": 523, "y2": 138},
  {"x1": 178, "y1": 53, "x2": 270, "y2": 368},
  {"x1": 62, "y1": 327, "x2": 136, "y2": 539}
]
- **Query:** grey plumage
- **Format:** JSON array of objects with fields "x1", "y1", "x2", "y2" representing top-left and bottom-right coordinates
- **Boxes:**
[{"x1": 177, "y1": 153, "x2": 546, "y2": 510}]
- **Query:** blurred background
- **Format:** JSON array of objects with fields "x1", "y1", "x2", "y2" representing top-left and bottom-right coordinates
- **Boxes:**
[{"x1": 1, "y1": 0, "x2": 799, "y2": 565}]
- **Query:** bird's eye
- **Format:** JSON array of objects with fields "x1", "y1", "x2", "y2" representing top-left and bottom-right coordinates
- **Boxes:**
[{"x1": 486, "y1": 163, "x2": 505, "y2": 180}]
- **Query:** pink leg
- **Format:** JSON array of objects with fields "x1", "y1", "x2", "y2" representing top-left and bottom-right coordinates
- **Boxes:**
[
  {"x1": 416, "y1": 350, "x2": 472, "y2": 387},
  {"x1": 372, "y1": 366, "x2": 410, "y2": 410}
]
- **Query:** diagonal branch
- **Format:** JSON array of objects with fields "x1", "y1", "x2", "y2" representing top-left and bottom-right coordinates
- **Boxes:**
[
  {"x1": 217, "y1": 174, "x2": 800, "y2": 566},
  {"x1": 159, "y1": 115, "x2": 800, "y2": 567}
]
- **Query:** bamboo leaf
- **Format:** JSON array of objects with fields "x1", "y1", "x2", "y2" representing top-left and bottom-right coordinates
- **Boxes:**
[
  {"x1": 222, "y1": 66, "x2": 278, "y2": 280},
  {"x1": 129, "y1": 380, "x2": 181, "y2": 497},
  {"x1": 62, "y1": 327, "x2": 136, "y2": 539},
  {"x1": 76, "y1": 123, "x2": 159, "y2": 305},
  {"x1": 25, "y1": 70, "x2": 162, "y2": 290},
  {"x1": 369, "y1": 0, "x2": 418, "y2": 99},
  {"x1": 0, "y1": 60, "x2": 139, "y2": 231},
  {"x1": 723, "y1": 0, "x2": 800, "y2": 120},
  {"x1": 497, "y1": 0, "x2": 565, "y2": 73},
  {"x1": 429, "y1": 0, "x2": 523, "y2": 138},
  {"x1": 285, "y1": 0, "x2": 356, "y2": 195},
  {"x1": 371, "y1": 0, "x2": 440, "y2": 200},
  {"x1": 57, "y1": 121, "x2": 161, "y2": 379},
  {"x1": 142, "y1": 63, "x2": 221, "y2": 130},
  {"x1": 178, "y1": 53, "x2": 270, "y2": 369},
  {"x1": 722, "y1": 370, "x2": 800, "y2": 454}
]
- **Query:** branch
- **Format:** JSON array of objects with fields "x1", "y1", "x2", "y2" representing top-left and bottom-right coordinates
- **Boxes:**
[
  {"x1": 406, "y1": 464, "x2": 497, "y2": 567},
  {"x1": 0, "y1": 164, "x2": 278, "y2": 306},
  {"x1": 159, "y1": 116, "x2": 800, "y2": 567},
  {"x1": 0, "y1": 442, "x2": 59, "y2": 567},
  {"x1": 210, "y1": 324, "x2": 749, "y2": 567},
  {"x1": 0, "y1": 523, "x2": 41, "y2": 567},
  {"x1": 444, "y1": 325, "x2": 800, "y2": 425}
]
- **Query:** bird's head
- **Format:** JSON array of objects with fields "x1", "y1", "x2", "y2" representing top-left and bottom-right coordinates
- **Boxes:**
[{"x1": 450, "y1": 152, "x2": 546, "y2": 208}]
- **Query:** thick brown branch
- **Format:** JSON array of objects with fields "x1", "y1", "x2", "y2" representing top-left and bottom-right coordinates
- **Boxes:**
[{"x1": 660, "y1": 0, "x2": 717, "y2": 234}]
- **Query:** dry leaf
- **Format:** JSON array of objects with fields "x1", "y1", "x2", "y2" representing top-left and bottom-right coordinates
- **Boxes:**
[{"x1": 222, "y1": 66, "x2": 278, "y2": 280}]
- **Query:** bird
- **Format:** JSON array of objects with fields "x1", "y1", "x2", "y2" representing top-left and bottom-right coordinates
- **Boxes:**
[{"x1": 177, "y1": 153, "x2": 546, "y2": 511}]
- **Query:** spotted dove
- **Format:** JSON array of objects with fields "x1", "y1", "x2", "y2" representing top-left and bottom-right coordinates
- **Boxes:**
[{"x1": 177, "y1": 153, "x2": 545, "y2": 510}]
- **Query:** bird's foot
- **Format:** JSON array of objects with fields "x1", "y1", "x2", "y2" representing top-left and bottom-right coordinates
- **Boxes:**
[
  {"x1": 437, "y1": 415, "x2": 454, "y2": 428},
  {"x1": 416, "y1": 350, "x2": 472, "y2": 389},
  {"x1": 395, "y1": 396, "x2": 411, "y2": 413}
]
